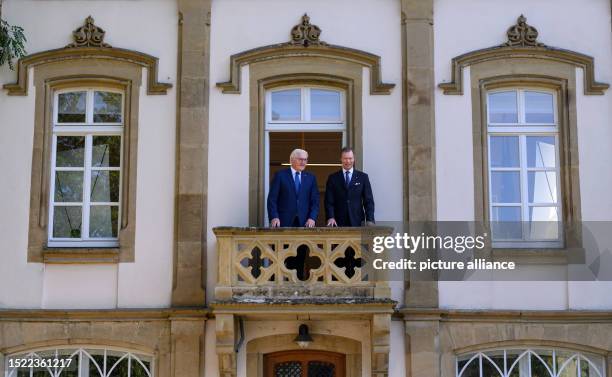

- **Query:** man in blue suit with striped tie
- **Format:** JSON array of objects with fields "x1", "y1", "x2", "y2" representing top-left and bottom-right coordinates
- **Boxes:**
[{"x1": 267, "y1": 149, "x2": 320, "y2": 227}]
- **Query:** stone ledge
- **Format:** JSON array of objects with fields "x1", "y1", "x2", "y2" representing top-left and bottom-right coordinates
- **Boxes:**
[
  {"x1": 42, "y1": 247, "x2": 120, "y2": 264},
  {"x1": 215, "y1": 297, "x2": 396, "y2": 305}
]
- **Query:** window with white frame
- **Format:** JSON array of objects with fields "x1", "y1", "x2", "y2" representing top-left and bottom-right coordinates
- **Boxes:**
[
  {"x1": 264, "y1": 86, "x2": 346, "y2": 224},
  {"x1": 5, "y1": 347, "x2": 153, "y2": 377},
  {"x1": 266, "y1": 87, "x2": 344, "y2": 126},
  {"x1": 486, "y1": 88, "x2": 562, "y2": 247},
  {"x1": 48, "y1": 88, "x2": 123, "y2": 247},
  {"x1": 457, "y1": 348, "x2": 605, "y2": 377}
]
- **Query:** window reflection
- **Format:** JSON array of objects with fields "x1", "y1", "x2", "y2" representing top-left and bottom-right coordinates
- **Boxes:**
[
  {"x1": 271, "y1": 89, "x2": 301, "y2": 121},
  {"x1": 310, "y1": 89, "x2": 341, "y2": 121},
  {"x1": 489, "y1": 91, "x2": 518, "y2": 123}
]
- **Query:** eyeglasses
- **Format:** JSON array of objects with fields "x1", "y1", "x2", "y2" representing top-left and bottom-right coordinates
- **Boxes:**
[{"x1": 294, "y1": 158, "x2": 308, "y2": 162}]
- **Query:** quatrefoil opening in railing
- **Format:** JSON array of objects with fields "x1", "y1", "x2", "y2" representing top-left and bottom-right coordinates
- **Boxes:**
[
  {"x1": 333, "y1": 247, "x2": 363, "y2": 279},
  {"x1": 240, "y1": 246, "x2": 274, "y2": 279},
  {"x1": 284, "y1": 244, "x2": 322, "y2": 281}
]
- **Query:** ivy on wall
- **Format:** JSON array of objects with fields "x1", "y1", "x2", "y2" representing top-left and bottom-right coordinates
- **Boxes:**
[{"x1": 0, "y1": 1, "x2": 27, "y2": 70}]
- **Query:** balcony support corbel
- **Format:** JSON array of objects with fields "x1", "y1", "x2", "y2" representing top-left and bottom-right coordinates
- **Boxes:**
[
  {"x1": 371, "y1": 313, "x2": 390, "y2": 377},
  {"x1": 216, "y1": 313, "x2": 237, "y2": 377}
]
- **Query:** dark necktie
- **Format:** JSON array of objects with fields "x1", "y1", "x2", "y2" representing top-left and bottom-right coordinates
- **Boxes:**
[
  {"x1": 345, "y1": 171, "x2": 350, "y2": 188},
  {"x1": 294, "y1": 171, "x2": 301, "y2": 193}
]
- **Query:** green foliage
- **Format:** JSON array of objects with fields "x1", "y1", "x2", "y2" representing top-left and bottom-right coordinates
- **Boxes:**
[{"x1": 0, "y1": 18, "x2": 27, "y2": 70}]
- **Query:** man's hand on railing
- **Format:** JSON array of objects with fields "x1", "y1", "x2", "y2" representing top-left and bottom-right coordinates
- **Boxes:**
[
  {"x1": 270, "y1": 218, "x2": 280, "y2": 228},
  {"x1": 305, "y1": 219, "x2": 316, "y2": 228},
  {"x1": 327, "y1": 218, "x2": 338, "y2": 227}
]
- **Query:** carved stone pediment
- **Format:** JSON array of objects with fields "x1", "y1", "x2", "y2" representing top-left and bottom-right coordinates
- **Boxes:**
[
  {"x1": 290, "y1": 13, "x2": 327, "y2": 47},
  {"x1": 503, "y1": 14, "x2": 545, "y2": 48},
  {"x1": 217, "y1": 14, "x2": 394, "y2": 95},
  {"x1": 438, "y1": 14, "x2": 608, "y2": 95},
  {"x1": 66, "y1": 16, "x2": 111, "y2": 48},
  {"x1": 4, "y1": 16, "x2": 171, "y2": 95}
]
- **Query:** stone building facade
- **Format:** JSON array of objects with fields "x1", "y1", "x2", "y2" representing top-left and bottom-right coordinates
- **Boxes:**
[{"x1": 1, "y1": 1, "x2": 611, "y2": 377}]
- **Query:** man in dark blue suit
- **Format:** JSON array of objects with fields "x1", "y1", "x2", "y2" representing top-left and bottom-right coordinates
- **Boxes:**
[
  {"x1": 325, "y1": 147, "x2": 375, "y2": 227},
  {"x1": 267, "y1": 149, "x2": 320, "y2": 227}
]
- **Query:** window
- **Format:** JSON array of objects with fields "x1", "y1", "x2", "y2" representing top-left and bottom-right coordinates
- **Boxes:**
[
  {"x1": 5, "y1": 347, "x2": 153, "y2": 377},
  {"x1": 264, "y1": 86, "x2": 346, "y2": 225},
  {"x1": 457, "y1": 348, "x2": 605, "y2": 377},
  {"x1": 267, "y1": 87, "x2": 344, "y2": 126},
  {"x1": 486, "y1": 88, "x2": 563, "y2": 248},
  {"x1": 48, "y1": 88, "x2": 123, "y2": 248}
]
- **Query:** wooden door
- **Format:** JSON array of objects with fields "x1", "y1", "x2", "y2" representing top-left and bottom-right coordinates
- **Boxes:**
[{"x1": 264, "y1": 350, "x2": 346, "y2": 377}]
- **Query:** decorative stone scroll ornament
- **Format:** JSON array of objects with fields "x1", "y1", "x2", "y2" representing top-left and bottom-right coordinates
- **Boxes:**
[
  {"x1": 439, "y1": 15, "x2": 608, "y2": 95},
  {"x1": 290, "y1": 13, "x2": 327, "y2": 47},
  {"x1": 66, "y1": 16, "x2": 111, "y2": 48},
  {"x1": 503, "y1": 15, "x2": 544, "y2": 48},
  {"x1": 217, "y1": 14, "x2": 394, "y2": 95},
  {"x1": 3, "y1": 16, "x2": 171, "y2": 95}
]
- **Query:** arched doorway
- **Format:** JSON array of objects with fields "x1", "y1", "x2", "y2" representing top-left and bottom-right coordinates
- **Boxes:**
[
  {"x1": 264, "y1": 350, "x2": 345, "y2": 377},
  {"x1": 246, "y1": 333, "x2": 361, "y2": 377}
]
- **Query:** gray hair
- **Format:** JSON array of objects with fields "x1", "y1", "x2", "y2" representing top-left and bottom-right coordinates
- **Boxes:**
[
  {"x1": 341, "y1": 146, "x2": 354, "y2": 155},
  {"x1": 290, "y1": 149, "x2": 308, "y2": 160}
]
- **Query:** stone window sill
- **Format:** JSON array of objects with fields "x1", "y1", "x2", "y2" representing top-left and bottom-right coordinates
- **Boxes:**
[{"x1": 42, "y1": 247, "x2": 120, "y2": 264}]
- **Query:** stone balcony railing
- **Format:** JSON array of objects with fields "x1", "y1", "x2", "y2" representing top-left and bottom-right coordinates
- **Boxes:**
[{"x1": 213, "y1": 227, "x2": 393, "y2": 302}]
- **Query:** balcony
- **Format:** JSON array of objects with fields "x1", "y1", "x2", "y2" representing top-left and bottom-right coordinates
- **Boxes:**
[
  {"x1": 213, "y1": 227, "x2": 393, "y2": 303},
  {"x1": 212, "y1": 227, "x2": 395, "y2": 377}
]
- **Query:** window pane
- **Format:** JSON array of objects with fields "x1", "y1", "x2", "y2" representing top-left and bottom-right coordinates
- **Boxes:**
[
  {"x1": 89, "y1": 205, "x2": 119, "y2": 238},
  {"x1": 91, "y1": 171, "x2": 120, "y2": 202},
  {"x1": 508, "y1": 354, "x2": 530, "y2": 377},
  {"x1": 490, "y1": 136, "x2": 519, "y2": 167},
  {"x1": 32, "y1": 370, "x2": 49, "y2": 377},
  {"x1": 488, "y1": 91, "x2": 518, "y2": 123},
  {"x1": 491, "y1": 171, "x2": 521, "y2": 203},
  {"x1": 94, "y1": 91, "x2": 123, "y2": 123},
  {"x1": 84, "y1": 350, "x2": 105, "y2": 377},
  {"x1": 534, "y1": 350, "x2": 555, "y2": 374},
  {"x1": 557, "y1": 355, "x2": 577, "y2": 377},
  {"x1": 275, "y1": 361, "x2": 301, "y2": 377},
  {"x1": 581, "y1": 359, "x2": 594, "y2": 377},
  {"x1": 308, "y1": 361, "x2": 335, "y2": 377},
  {"x1": 531, "y1": 353, "x2": 554, "y2": 377},
  {"x1": 56, "y1": 350, "x2": 79, "y2": 377},
  {"x1": 580, "y1": 357, "x2": 602, "y2": 377},
  {"x1": 271, "y1": 89, "x2": 301, "y2": 121},
  {"x1": 527, "y1": 136, "x2": 556, "y2": 168},
  {"x1": 15, "y1": 369, "x2": 30, "y2": 377},
  {"x1": 482, "y1": 357, "x2": 503, "y2": 377},
  {"x1": 310, "y1": 89, "x2": 341, "y2": 120},
  {"x1": 54, "y1": 171, "x2": 83, "y2": 202},
  {"x1": 457, "y1": 357, "x2": 479, "y2": 377},
  {"x1": 53, "y1": 206, "x2": 82, "y2": 238},
  {"x1": 528, "y1": 172, "x2": 557, "y2": 203},
  {"x1": 491, "y1": 206, "x2": 522, "y2": 239},
  {"x1": 92, "y1": 136, "x2": 121, "y2": 167},
  {"x1": 56, "y1": 136, "x2": 85, "y2": 167},
  {"x1": 58, "y1": 92, "x2": 86, "y2": 123},
  {"x1": 483, "y1": 351, "x2": 505, "y2": 376},
  {"x1": 529, "y1": 207, "x2": 560, "y2": 239},
  {"x1": 131, "y1": 359, "x2": 150, "y2": 377},
  {"x1": 525, "y1": 91, "x2": 554, "y2": 123},
  {"x1": 106, "y1": 351, "x2": 130, "y2": 377}
]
